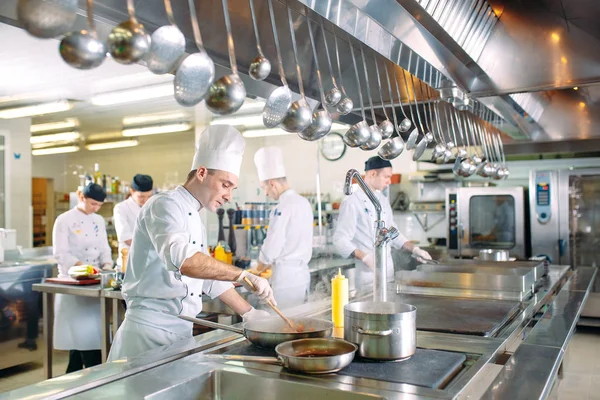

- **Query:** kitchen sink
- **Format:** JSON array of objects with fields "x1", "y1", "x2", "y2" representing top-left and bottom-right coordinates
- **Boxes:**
[{"x1": 144, "y1": 369, "x2": 384, "y2": 400}]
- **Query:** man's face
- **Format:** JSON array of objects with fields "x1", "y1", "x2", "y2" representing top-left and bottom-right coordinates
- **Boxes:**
[
  {"x1": 260, "y1": 180, "x2": 279, "y2": 200},
  {"x1": 369, "y1": 167, "x2": 393, "y2": 191},
  {"x1": 131, "y1": 190, "x2": 152, "y2": 207},
  {"x1": 197, "y1": 169, "x2": 238, "y2": 212},
  {"x1": 82, "y1": 197, "x2": 103, "y2": 214}
]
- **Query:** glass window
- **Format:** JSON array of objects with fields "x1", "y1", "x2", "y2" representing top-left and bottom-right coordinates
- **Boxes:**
[{"x1": 469, "y1": 195, "x2": 515, "y2": 249}]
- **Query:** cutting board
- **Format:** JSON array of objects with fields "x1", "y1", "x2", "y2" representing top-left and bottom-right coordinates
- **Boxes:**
[{"x1": 46, "y1": 277, "x2": 100, "y2": 286}]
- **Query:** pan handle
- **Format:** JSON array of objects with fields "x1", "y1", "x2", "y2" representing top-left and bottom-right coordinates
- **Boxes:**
[
  {"x1": 178, "y1": 315, "x2": 245, "y2": 335},
  {"x1": 202, "y1": 354, "x2": 282, "y2": 365},
  {"x1": 354, "y1": 326, "x2": 393, "y2": 336}
]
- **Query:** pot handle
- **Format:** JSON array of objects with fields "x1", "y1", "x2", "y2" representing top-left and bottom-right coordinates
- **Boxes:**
[
  {"x1": 354, "y1": 326, "x2": 393, "y2": 336},
  {"x1": 178, "y1": 315, "x2": 245, "y2": 335}
]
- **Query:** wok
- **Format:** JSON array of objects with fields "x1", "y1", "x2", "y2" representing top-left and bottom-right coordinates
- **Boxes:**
[
  {"x1": 205, "y1": 338, "x2": 357, "y2": 374},
  {"x1": 179, "y1": 315, "x2": 333, "y2": 349}
]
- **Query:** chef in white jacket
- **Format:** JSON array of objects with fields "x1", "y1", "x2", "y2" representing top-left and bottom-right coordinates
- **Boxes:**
[
  {"x1": 108, "y1": 125, "x2": 274, "y2": 362},
  {"x1": 333, "y1": 156, "x2": 432, "y2": 289},
  {"x1": 253, "y1": 147, "x2": 314, "y2": 309},
  {"x1": 52, "y1": 183, "x2": 113, "y2": 373},
  {"x1": 113, "y1": 174, "x2": 153, "y2": 271}
]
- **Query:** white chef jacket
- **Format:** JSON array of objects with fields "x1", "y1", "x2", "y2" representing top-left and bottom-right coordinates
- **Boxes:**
[
  {"x1": 259, "y1": 189, "x2": 313, "y2": 308},
  {"x1": 108, "y1": 186, "x2": 232, "y2": 361},
  {"x1": 113, "y1": 196, "x2": 141, "y2": 270},
  {"x1": 52, "y1": 207, "x2": 112, "y2": 350},
  {"x1": 333, "y1": 188, "x2": 408, "y2": 287}
]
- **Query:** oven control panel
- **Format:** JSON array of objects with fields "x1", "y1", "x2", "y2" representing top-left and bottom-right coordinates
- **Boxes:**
[
  {"x1": 448, "y1": 193, "x2": 458, "y2": 250},
  {"x1": 535, "y1": 171, "x2": 552, "y2": 224}
]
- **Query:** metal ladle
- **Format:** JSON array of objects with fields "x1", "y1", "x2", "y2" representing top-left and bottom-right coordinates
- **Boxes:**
[
  {"x1": 343, "y1": 39, "x2": 370, "y2": 147},
  {"x1": 378, "y1": 61, "x2": 406, "y2": 160},
  {"x1": 403, "y1": 53, "x2": 420, "y2": 150},
  {"x1": 319, "y1": 17, "x2": 342, "y2": 107},
  {"x1": 392, "y1": 41, "x2": 412, "y2": 133},
  {"x1": 206, "y1": 0, "x2": 247, "y2": 115},
  {"x1": 456, "y1": 109, "x2": 477, "y2": 177},
  {"x1": 299, "y1": 16, "x2": 332, "y2": 141},
  {"x1": 262, "y1": 0, "x2": 292, "y2": 128},
  {"x1": 359, "y1": 45, "x2": 383, "y2": 151},
  {"x1": 174, "y1": 0, "x2": 215, "y2": 107},
  {"x1": 413, "y1": 65, "x2": 435, "y2": 161},
  {"x1": 281, "y1": 5, "x2": 312, "y2": 132},
  {"x1": 449, "y1": 107, "x2": 468, "y2": 176},
  {"x1": 107, "y1": 0, "x2": 150, "y2": 64},
  {"x1": 248, "y1": 0, "x2": 271, "y2": 80},
  {"x1": 435, "y1": 102, "x2": 454, "y2": 163},
  {"x1": 18, "y1": 0, "x2": 77, "y2": 39},
  {"x1": 59, "y1": 0, "x2": 106, "y2": 70},
  {"x1": 333, "y1": 34, "x2": 354, "y2": 115},
  {"x1": 145, "y1": 0, "x2": 185, "y2": 74},
  {"x1": 374, "y1": 58, "x2": 394, "y2": 139}
]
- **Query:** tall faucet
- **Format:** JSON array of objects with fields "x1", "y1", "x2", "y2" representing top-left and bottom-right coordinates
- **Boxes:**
[{"x1": 344, "y1": 169, "x2": 399, "y2": 302}]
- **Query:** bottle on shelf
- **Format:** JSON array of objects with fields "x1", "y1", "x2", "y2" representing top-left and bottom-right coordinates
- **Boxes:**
[
  {"x1": 93, "y1": 163, "x2": 102, "y2": 185},
  {"x1": 112, "y1": 177, "x2": 120, "y2": 195}
]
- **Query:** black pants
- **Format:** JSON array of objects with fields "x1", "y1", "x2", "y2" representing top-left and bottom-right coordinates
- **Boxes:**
[{"x1": 66, "y1": 350, "x2": 102, "y2": 374}]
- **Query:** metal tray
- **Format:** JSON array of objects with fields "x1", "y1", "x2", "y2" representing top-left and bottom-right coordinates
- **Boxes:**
[
  {"x1": 398, "y1": 264, "x2": 537, "y2": 293},
  {"x1": 440, "y1": 259, "x2": 546, "y2": 280}
]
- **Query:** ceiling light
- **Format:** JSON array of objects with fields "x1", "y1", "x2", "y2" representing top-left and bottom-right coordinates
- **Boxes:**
[
  {"x1": 30, "y1": 131, "x2": 80, "y2": 144},
  {"x1": 551, "y1": 32, "x2": 560, "y2": 43},
  {"x1": 122, "y1": 122, "x2": 192, "y2": 137},
  {"x1": 211, "y1": 115, "x2": 264, "y2": 127},
  {"x1": 91, "y1": 84, "x2": 174, "y2": 106},
  {"x1": 0, "y1": 100, "x2": 73, "y2": 119},
  {"x1": 242, "y1": 128, "x2": 296, "y2": 138},
  {"x1": 123, "y1": 112, "x2": 188, "y2": 126},
  {"x1": 86, "y1": 139, "x2": 139, "y2": 151},
  {"x1": 31, "y1": 118, "x2": 79, "y2": 133},
  {"x1": 32, "y1": 145, "x2": 80, "y2": 156}
]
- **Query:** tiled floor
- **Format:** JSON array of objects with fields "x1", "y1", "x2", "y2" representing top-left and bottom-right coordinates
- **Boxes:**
[{"x1": 0, "y1": 328, "x2": 599, "y2": 397}]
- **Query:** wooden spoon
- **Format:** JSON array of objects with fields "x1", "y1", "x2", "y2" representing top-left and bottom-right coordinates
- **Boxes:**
[{"x1": 243, "y1": 277, "x2": 300, "y2": 332}]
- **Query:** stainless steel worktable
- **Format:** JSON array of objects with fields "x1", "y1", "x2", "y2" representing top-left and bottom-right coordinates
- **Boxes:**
[{"x1": 3, "y1": 265, "x2": 595, "y2": 400}]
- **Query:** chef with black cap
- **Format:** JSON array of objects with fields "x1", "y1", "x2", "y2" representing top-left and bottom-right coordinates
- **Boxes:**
[
  {"x1": 52, "y1": 182, "x2": 113, "y2": 373},
  {"x1": 113, "y1": 174, "x2": 153, "y2": 272},
  {"x1": 333, "y1": 156, "x2": 432, "y2": 288},
  {"x1": 108, "y1": 125, "x2": 274, "y2": 362}
]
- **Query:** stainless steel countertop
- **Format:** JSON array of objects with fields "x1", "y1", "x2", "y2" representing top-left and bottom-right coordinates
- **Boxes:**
[{"x1": 2, "y1": 265, "x2": 594, "y2": 400}]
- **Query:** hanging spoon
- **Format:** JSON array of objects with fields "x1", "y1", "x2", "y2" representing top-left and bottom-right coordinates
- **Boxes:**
[
  {"x1": 373, "y1": 56, "x2": 394, "y2": 139},
  {"x1": 299, "y1": 16, "x2": 332, "y2": 141},
  {"x1": 281, "y1": 4, "x2": 312, "y2": 132},
  {"x1": 333, "y1": 34, "x2": 353, "y2": 115},
  {"x1": 107, "y1": 0, "x2": 150, "y2": 64},
  {"x1": 359, "y1": 45, "x2": 383, "y2": 151},
  {"x1": 262, "y1": 0, "x2": 292, "y2": 127},
  {"x1": 145, "y1": 0, "x2": 185, "y2": 74},
  {"x1": 206, "y1": 0, "x2": 247, "y2": 115},
  {"x1": 319, "y1": 17, "x2": 342, "y2": 107},
  {"x1": 402, "y1": 53, "x2": 420, "y2": 149},
  {"x1": 59, "y1": 0, "x2": 106, "y2": 70},
  {"x1": 343, "y1": 38, "x2": 370, "y2": 147},
  {"x1": 378, "y1": 61, "x2": 406, "y2": 160},
  {"x1": 174, "y1": 0, "x2": 215, "y2": 107},
  {"x1": 248, "y1": 0, "x2": 271, "y2": 80}
]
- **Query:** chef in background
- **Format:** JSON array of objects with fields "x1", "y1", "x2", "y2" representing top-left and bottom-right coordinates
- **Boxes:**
[
  {"x1": 108, "y1": 125, "x2": 274, "y2": 362},
  {"x1": 52, "y1": 183, "x2": 113, "y2": 373},
  {"x1": 253, "y1": 146, "x2": 314, "y2": 309},
  {"x1": 333, "y1": 156, "x2": 432, "y2": 288},
  {"x1": 113, "y1": 174, "x2": 153, "y2": 271}
]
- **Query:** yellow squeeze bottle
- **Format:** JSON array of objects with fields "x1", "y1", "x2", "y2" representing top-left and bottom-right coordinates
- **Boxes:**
[
  {"x1": 331, "y1": 269, "x2": 349, "y2": 328},
  {"x1": 214, "y1": 243, "x2": 228, "y2": 263}
]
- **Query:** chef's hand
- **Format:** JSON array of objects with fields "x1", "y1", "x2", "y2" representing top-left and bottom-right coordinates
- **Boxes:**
[
  {"x1": 101, "y1": 263, "x2": 114, "y2": 271},
  {"x1": 361, "y1": 252, "x2": 375, "y2": 270},
  {"x1": 412, "y1": 247, "x2": 432, "y2": 263},
  {"x1": 236, "y1": 270, "x2": 277, "y2": 306},
  {"x1": 242, "y1": 307, "x2": 271, "y2": 322}
]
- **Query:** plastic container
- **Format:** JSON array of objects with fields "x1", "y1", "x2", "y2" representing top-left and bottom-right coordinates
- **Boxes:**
[
  {"x1": 331, "y1": 269, "x2": 349, "y2": 328},
  {"x1": 214, "y1": 243, "x2": 228, "y2": 263}
]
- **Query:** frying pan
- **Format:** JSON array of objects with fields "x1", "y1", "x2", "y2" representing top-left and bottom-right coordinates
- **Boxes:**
[
  {"x1": 179, "y1": 315, "x2": 334, "y2": 349},
  {"x1": 204, "y1": 338, "x2": 357, "y2": 374}
]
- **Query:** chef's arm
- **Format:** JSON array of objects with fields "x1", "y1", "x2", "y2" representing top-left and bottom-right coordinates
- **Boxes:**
[
  {"x1": 180, "y1": 252, "x2": 244, "y2": 281},
  {"x1": 258, "y1": 213, "x2": 289, "y2": 266},
  {"x1": 217, "y1": 288, "x2": 252, "y2": 315},
  {"x1": 113, "y1": 204, "x2": 134, "y2": 247}
]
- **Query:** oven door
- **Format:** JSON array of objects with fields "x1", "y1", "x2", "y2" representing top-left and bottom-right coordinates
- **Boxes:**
[{"x1": 457, "y1": 187, "x2": 526, "y2": 258}]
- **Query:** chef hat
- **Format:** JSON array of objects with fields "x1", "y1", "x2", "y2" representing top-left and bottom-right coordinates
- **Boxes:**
[
  {"x1": 131, "y1": 174, "x2": 153, "y2": 192},
  {"x1": 82, "y1": 183, "x2": 106, "y2": 202},
  {"x1": 191, "y1": 125, "x2": 246, "y2": 177},
  {"x1": 254, "y1": 146, "x2": 286, "y2": 182}
]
